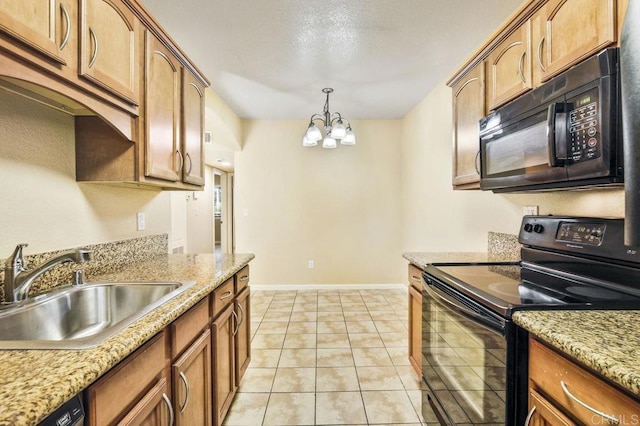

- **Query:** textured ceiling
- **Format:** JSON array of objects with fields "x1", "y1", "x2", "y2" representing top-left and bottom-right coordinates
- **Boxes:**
[{"x1": 141, "y1": 0, "x2": 524, "y2": 120}]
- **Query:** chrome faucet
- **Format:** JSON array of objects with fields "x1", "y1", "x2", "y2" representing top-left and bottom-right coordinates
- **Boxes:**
[{"x1": 2, "y1": 244, "x2": 92, "y2": 303}]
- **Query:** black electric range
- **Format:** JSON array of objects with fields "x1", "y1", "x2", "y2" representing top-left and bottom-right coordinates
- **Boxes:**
[{"x1": 421, "y1": 215, "x2": 640, "y2": 426}]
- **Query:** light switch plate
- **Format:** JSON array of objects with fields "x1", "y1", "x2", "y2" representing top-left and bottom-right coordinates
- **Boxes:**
[{"x1": 523, "y1": 205, "x2": 539, "y2": 216}]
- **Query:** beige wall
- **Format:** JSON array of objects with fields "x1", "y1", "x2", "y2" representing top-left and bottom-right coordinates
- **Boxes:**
[
  {"x1": 0, "y1": 91, "x2": 172, "y2": 255},
  {"x1": 235, "y1": 119, "x2": 404, "y2": 285},
  {"x1": 186, "y1": 166, "x2": 215, "y2": 253},
  {"x1": 401, "y1": 81, "x2": 625, "y2": 253}
]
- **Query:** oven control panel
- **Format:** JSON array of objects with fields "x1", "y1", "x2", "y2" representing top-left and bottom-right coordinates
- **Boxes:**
[
  {"x1": 556, "y1": 222, "x2": 605, "y2": 245},
  {"x1": 519, "y1": 215, "x2": 640, "y2": 262}
]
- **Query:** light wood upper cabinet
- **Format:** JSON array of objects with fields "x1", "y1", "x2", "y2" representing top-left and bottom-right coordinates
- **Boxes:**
[
  {"x1": 452, "y1": 64, "x2": 484, "y2": 188},
  {"x1": 79, "y1": 0, "x2": 139, "y2": 104},
  {"x1": 486, "y1": 21, "x2": 532, "y2": 110},
  {"x1": 536, "y1": 0, "x2": 616, "y2": 81},
  {"x1": 182, "y1": 69, "x2": 205, "y2": 186},
  {"x1": 145, "y1": 31, "x2": 181, "y2": 182},
  {"x1": 0, "y1": 0, "x2": 73, "y2": 65}
]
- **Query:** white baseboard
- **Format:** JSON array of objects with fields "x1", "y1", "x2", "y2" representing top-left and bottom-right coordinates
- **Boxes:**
[{"x1": 250, "y1": 283, "x2": 406, "y2": 291}]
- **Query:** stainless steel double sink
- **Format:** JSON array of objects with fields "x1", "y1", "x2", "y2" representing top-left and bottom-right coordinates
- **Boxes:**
[{"x1": 0, "y1": 281, "x2": 196, "y2": 349}]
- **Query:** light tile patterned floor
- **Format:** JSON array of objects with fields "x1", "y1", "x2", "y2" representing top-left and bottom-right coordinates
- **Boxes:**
[{"x1": 223, "y1": 288, "x2": 430, "y2": 426}]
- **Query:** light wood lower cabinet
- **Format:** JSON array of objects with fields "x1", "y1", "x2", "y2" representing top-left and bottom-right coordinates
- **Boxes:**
[
  {"x1": 235, "y1": 287, "x2": 251, "y2": 384},
  {"x1": 407, "y1": 264, "x2": 423, "y2": 376},
  {"x1": 85, "y1": 332, "x2": 169, "y2": 425},
  {"x1": 172, "y1": 330, "x2": 212, "y2": 426},
  {"x1": 528, "y1": 337, "x2": 640, "y2": 425},
  {"x1": 118, "y1": 378, "x2": 172, "y2": 426},
  {"x1": 212, "y1": 302, "x2": 236, "y2": 426}
]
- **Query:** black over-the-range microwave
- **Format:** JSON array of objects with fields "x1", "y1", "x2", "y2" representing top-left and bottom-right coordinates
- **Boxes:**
[{"x1": 479, "y1": 48, "x2": 624, "y2": 192}]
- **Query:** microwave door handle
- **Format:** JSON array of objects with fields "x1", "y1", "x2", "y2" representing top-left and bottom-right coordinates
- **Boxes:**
[{"x1": 547, "y1": 102, "x2": 567, "y2": 167}]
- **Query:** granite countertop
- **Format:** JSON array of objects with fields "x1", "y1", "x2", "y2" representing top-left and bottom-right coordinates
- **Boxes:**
[
  {"x1": 513, "y1": 310, "x2": 640, "y2": 398},
  {"x1": 0, "y1": 252, "x2": 254, "y2": 426}
]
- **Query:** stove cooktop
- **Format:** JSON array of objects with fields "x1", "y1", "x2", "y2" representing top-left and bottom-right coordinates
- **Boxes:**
[{"x1": 424, "y1": 262, "x2": 640, "y2": 317}]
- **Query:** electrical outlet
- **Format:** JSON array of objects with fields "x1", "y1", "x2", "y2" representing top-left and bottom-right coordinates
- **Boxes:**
[
  {"x1": 137, "y1": 212, "x2": 145, "y2": 231},
  {"x1": 308, "y1": 260, "x2": 314, "y2": 269},
  {"x1": 523, "y1": 205, "x2": 539, "y2": 216}
]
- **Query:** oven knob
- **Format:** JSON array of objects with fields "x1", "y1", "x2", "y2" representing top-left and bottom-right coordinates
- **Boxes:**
[
  {"x1": 533, "y1": 224, "x2": 544, "y2": 233},
  {"x1": 524, "y1": 223, "x2": 533, "y2": 233}
]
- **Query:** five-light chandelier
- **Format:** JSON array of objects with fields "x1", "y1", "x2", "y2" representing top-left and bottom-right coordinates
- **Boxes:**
[{"x1": 303, "y1": 88, "x2": 356, "y2": 149}]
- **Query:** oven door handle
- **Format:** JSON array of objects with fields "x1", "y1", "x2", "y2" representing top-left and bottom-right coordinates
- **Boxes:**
[{"x1": 424, "y1": 279, "x2": 505, "y2": 335}]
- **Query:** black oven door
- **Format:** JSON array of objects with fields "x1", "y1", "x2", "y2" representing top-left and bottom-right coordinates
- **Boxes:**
[{"x1": 421, "y1": 273, "x2": 525, "y2": 426}]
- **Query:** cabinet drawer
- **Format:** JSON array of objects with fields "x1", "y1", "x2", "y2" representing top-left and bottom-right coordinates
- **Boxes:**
[
  {"x1": 529, "y1": 338, "x2": 640, "y2": 425},
  {"x1": 86, "y1": 331, "x2": 167, "y2": 425},
  {"x1": 170, "y1": 297, "x2": 209, "y2": 358},
  {"x1": 408, "y1": 264, "x2": 424, "y2": 290},
  {"x1": 211, "y1": 278, "x2": 234, "y2": 318},
  {"x1": 235, "y1": 265, "x2": 250, "y2": 293}
]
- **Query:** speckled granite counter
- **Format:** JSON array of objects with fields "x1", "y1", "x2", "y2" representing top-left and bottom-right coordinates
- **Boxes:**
[
  {"x1": 514, "y1": 310, "x2": 640, "y2": 398},
  {"x1": 0, "y1": 252, "x2": 254, "y2": 426}
]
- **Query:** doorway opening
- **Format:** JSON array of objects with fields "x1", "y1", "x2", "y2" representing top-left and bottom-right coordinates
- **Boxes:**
[{"x1": 213, "y1": 168, "x2": 234, "y2": 259}]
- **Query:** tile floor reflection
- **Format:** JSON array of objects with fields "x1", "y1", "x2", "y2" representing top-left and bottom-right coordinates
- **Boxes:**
[{"x1": 223, "y1": 288, "x2": 433, "y2": 426}]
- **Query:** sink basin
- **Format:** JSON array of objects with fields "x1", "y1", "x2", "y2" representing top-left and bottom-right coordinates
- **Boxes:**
[{"x1": 0, "y1": 281, "x2": 196, "y2": 349}]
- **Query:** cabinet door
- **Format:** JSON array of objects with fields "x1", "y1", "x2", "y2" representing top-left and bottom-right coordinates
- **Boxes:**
[
  {"x1": 486, "y1": 20, "x2": 532, "y2": 110},
  {"x1": 212, "y1": 303, "x2": 236, "y2": 426},
  {"x1": 408, "y1": 284, "x2": 422, "y2": 376},
  {"x1": 538, "y1": 0, "x2": 616, "y2": 81},
  {"x1": 182, "y1": 69, "x2": 205, "y2": 186},
  {"x1": 526, "y1": 389, "x2": 576, "y2": 426},
  {"x1": 235, "y1": 287, "x2": 251, "y2": 384},
  {"x1": 145, "y1": 31, "x2": 181, "y2": 182},
  {"x1": 79, "y1": 0, "x2": 138, "y2": 104},
  {"x1": 117, "y1": 378, "x2": 173, "y2": 426},
  {"x1": 452, "y1": 64, "x2": 484, "y2": 188},
  {"x1": 172, "y1": 330, "x2": 212, "y2": 426},
  {"x1": 0, "y1": 0, "x2": 72, "y2": 64}
]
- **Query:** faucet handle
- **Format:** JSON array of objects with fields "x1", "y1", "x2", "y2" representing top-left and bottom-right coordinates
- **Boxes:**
[{"x1": 9, "y1": 244, "x2": 28, "y2": 268}]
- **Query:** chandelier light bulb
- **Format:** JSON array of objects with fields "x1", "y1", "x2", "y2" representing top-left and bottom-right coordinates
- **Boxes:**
[
  {"x1": 330, "y1": 121, "x2": 347, "y2": 139},
  {"x1": 305, "y1": 123, "x2": 322, "y2": 142},
  {"x1": 322, "y1": 135, "x2": 337, "y2": 149},
  {"x1": 341, "y1": 128, "x2": 356, "y2": 145},
  {"x1": 302, "y1": 135, "x2": 318, "y2": 147}
]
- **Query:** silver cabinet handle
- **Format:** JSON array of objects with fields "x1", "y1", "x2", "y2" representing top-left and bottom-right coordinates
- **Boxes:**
[
  {"x1": 232, "y1": 309, "x2": 239, "y2": 336},
  {"x1": 410, "y1": 275, "x2": 421, "y2": 281},
  {"x1": 179, "y1": 371, "x2": 190, "y2": 414},
  {"x1": 537, "y1": 36, "x2": 546, "y2": 72},
  {"x1": 474, "y1": 150, "x2": 481, "y2": 175},
  {"x1": 60, "y1": 3, "x2": 70, "y2": 50},
  {"x1": 239, "y1": 275, "x2": 249, "y2": 282},
  {"x1": 524, "y1": 405, "x2": 536, "y2": 425},
  {"x1": 518, "y1": 50, "x2": 527, "y2": 84},
  {"x1": 185, "y1": 153, "x2": 193, "y2": 175},
  {"x1": 162, "y1": 393, "x2": 175, "y2": 426},
  {"x1": 176, "y1": 150, "x2": 184, "y2": 173},
  {"x1": 237, "y1": 302, "x2": 245, "y2": 326},
  {"x1": 219, "y1": 290, "x2": 232, "y2": 300},
  {"x1": 560, "y1": 381, "x2": 619, "y2": 424},
  {"x1": 88, "y1": 27, "x2": 98, "y2": 68}
]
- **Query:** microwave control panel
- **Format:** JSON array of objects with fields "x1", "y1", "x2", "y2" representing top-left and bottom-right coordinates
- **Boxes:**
[{"x1": 568, "y1": 91, "x2": 600, "y2": 162}]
